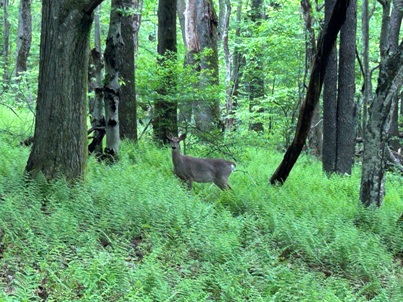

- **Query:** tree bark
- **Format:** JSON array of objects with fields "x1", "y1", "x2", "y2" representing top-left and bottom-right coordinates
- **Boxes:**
[
  {"x1": 119, "y1": 0, "x2": 140, "y2": 141},
  {"x1": 322, "y1": 0, "x2": 338, "y2": 173},
  {"x1": 26, "y1": 0, "x2": 104, "y2": 180},
  {"x1": 225, "y1": 0, "x2": 243, "y2": 131},
  {"x1": 360, "y1": 41, "x2": 403, "y2": 207},
  {"x1": 153, "y1": 0, "x2": 178, "y2": 143},
  {"x1": 193, "y1": 0, "x2": 221, "y2": 134},
  {"x1": 301, "y1": 0, "x2": 322, "y2": 158},
  {"x1": 270, "y1": 0, "x2": 351, "y2": 185},
  {"x1": 15, "y1": 0, "x2": 32, "y2": 76},
  {"x1": 88, "y1": 6, "x2": 104, "y2": 154},
  {"x1": 104, "y1": 0, "x2": 129, "y2": 155},
  {"x1": 335, "y1": 0, "x2": 357, "y2": 174},
  {"x1": 361, "y1": 0, "x2": 371, "y2": 139},
  {"x1": 386, "y1": 0, "x2": 403, "y2": 150},
  {"x1": 247, "y1": 0, "x2": 265, "y2": 132},
  {"x1": 222, "y1": 0, "x2": 233, "y2": 130},
  {"x1": 2, "y1": 0, "x2": 10, "y2": 85}
]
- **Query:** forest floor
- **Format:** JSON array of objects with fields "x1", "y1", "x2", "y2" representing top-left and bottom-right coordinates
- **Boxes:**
[{"x1": 0, "y1": 119, "x2": 403, "y2": 301}]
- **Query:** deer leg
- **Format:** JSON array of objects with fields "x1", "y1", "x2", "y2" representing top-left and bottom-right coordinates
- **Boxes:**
[
  {"x1": 215, "y1": 180, "x2": 231, "y2": 190},
  {"x1": 187, "y1": 179, "x2": 193, "y2": 190}
]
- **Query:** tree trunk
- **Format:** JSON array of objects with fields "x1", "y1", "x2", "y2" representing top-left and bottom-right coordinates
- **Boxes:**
[
  {"x1": 26, "y1": 0, "x2": 104, "y2": 181},
  {"x1": 301, "y1": 0, "x2": 322, "y2": 158},
  {"x1": 270, "y1": 0, "x2": 351, "y2": 185},
  {"x1": 247, "y1": 0, "x2": 265, "y2": 132},
  {"x1": 222, "y1": 0, "x2": 233, "y2": 130},
  {"x1": 361, "y1": 0, "x2": 370, "y2": 139},
  {"x1": 119, "y1": 0, "x2": 140, "y2": 141},
  {"x1": 153, "y1": 0, "x2": 178, "y2": 143},
  {"x1": 335, "y1": 0, "x2": 357, "y2": 174},
  {"x1": 177, "y1": 0, "x2": 197, "y2": 128},
  {"x1": 360, "y1": 41, "x2": 403, "y2": 207},
  {"x1": 15, "y1": 0, "x2": 32, "y2": 76},
  {"x1": 322, "y1": 0, "x2": 338, "y2": 173},
  {"x1": 2, "y1": 0, "x2": 10, "y2": 85},
  {"x1": 386, "y1": 0, "x2": 403, "y2": 150},
  {"x1": 193, "y1": 0, "x2": 221, "y2": 134},
  {"x1": 177, "y1": 0, "x2": 187, "y2": 45},
  {"x1": 104, "y1": 0, "x2": 129, "y2": 155},
  {"x1": 88, "y1": 6, "x2": 105, "y2": 154},
  {"x1": 225, "y1": 0, "x2": 243, "y2": 131}
]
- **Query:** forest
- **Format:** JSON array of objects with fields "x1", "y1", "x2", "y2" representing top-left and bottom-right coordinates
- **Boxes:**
[{"x1": 0, "y1": 0, "x2": 403, "y2": 300}]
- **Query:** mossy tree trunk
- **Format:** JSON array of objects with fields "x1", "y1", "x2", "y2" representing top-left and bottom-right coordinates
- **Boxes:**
[
  {"x1": 360, "y1": 41, "x2": 403, "y2": 207},
  {"x1": 26, "y1": 0, "x2": 104, "y2": 181},
  {"x1": 193, "y1": 0, "x2": 221, "y2": 134}
]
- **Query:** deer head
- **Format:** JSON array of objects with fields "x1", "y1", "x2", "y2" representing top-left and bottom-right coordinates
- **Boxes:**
[{"x1": 167, "y1": 134, "x2": 236, "y2": 190}]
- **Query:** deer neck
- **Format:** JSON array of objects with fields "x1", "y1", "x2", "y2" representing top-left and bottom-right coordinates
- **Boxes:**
[{"x1": 171, "y1": 147, "x2": 183, "y2": 165}]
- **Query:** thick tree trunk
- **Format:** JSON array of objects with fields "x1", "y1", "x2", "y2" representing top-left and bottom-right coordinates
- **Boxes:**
[
  {"x1": 119, "y1": 0, "x2": 139, "y2": 141},
  {"x1": 335, "y1": 0, "x2": 357, "y2": 174},
  {"x1": 360, "y1": 41, "x2": 403, "y2": 207},
  {"x1": 15, "y1": 0, "x2": 32, "y2": 76},
  {"x1": 177, "y1": 0, "x2": 197, "y2": 128},
  {"x1": 322, "y1": 0, "x2": 338, "y2": 173},
  {"x1": 193, "y1": 0, "x2": 221, "y2": 134},
  {"x1": 270, "y1": 0, "x2": 351, "y2": 185},
  {"x1": 26, "y1": 0, "x2": 104, "y2": 180},
  {"x1": 153, "y1": 0, "x2": 178, "y2": 143}
]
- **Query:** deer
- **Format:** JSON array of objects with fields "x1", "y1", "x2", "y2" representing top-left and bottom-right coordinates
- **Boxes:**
[{"x1": 167, "y1": 134, "x2": 236, "y2": 190}]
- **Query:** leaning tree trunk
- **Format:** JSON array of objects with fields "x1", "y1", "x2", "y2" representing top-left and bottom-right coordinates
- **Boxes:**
[
  {"x1": 270, "y1": 0, "x2": 351, "y2": 185},
  {"x1": 15, "y1": 0, "x2": 32, "y2": 77},
  {"x1": 360, "y1": 41, "x2": 403, "y2": 207},
  {"x1": 26, "y1": 0, "x2": 104, "y2": 181},
  {"x1": 301, "y1": 0, "x2": 322, "y2": 158}
]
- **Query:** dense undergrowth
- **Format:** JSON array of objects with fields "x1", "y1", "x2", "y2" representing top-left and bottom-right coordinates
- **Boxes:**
[{"x1": 1, "y1": 117, "x2": 403, "y2": 301}]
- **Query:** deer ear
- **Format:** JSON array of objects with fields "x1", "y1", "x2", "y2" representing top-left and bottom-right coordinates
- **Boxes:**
[
  {"x1": 179, "y1": 133, "x2": 187, "y2": 141},
  {"x1": 166, "y1": 132, "x2": 173, "y2": 140}
]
